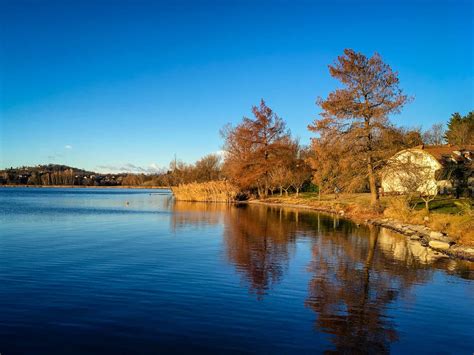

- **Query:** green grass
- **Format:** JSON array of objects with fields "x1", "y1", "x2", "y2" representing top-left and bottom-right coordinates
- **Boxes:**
[{"x1": 412, "y1": 196, "x2": 473, "y2": 214}]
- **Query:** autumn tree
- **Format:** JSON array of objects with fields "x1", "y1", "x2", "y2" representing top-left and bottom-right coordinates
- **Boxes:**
[
  {"x1": 222, "y1": 100, "x2": 291, "y2": 197},
  {"x1": 168, "y1": 159, "x2": 195, "y2": 185},
  {"x1": 445, "y1": 111, "x2": 474, "y2": 145},
  {"x1": 289, "y1": 148, "x2": 312, "y2": 197},
  {"x1": 289, "y1": 166, "x2": 312, "y2": 197},
  {"x1": 383, "y1": 126, "x2": 423, "y2": 149},
  {"x1": 194, "y1": 153, "x2": 222, "y2": 182},
  {"x1": 267, "y1": 138, "x2": 310, "y2": 196},
  {"x1": 270, "y1": 165, "x2": 293, "y2": 196},
  {"x1": 310, "y1": 49, "x2": 410, "y2": 208},
  {"x1": 308, "y1": 126, "x2": 366, "y2": 198}
]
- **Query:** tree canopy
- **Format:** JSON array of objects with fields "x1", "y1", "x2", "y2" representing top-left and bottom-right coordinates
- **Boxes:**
[{"x1": 445, "y1": 111, "x2": 474, "y2": 145}]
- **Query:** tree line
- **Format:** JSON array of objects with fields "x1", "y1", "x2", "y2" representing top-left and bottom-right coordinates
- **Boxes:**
[
  {"x1": 0, "y1": 165, "x2": 126, "y2": 186},
  {"x1": 0, "y1": 157, "x2": 224, "y2": 187}
]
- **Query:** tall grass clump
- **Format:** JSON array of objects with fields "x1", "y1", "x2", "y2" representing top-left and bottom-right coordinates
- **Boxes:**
[
  {"x1": 171, "y1": 181, "x2": 241, "y2": 202},
  {"x1": 383, "y1": 196, "x2": 425, "y2": 224}
]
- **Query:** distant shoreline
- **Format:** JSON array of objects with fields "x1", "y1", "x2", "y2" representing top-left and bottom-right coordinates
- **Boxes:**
[{"x1": 0, "y1": 185, "x2": 170, "y2": 189}]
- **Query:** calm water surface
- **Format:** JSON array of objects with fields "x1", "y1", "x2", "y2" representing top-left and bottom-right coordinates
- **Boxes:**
[{"x1": 1, "y1": 188, "x2": 473, "y2": 354}]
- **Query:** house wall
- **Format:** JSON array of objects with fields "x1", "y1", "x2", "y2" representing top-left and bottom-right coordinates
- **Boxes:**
[{"x1": 381, "y1": 150, "x2": 441, "y2": 195}]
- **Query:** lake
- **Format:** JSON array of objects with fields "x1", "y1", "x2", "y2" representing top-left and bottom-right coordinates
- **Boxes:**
[{"x1": 0, "y1": 187, "x2": 473, "y2": 354}]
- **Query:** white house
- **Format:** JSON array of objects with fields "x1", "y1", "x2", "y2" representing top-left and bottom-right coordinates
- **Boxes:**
[{"x1": 381, "y1": 145, "x2": 474, "y2": 195}]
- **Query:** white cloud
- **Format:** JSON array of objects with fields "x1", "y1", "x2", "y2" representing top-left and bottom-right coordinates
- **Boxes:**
[
  {"x1": 96, "y1": 163, "x2": 164, "y2": 174},
  {"x1": 148, "y1": 163, "x2": 161, "y2": 171},
  {"x1": 64, "y1": 145, "x2": 72, "y2": 149}
]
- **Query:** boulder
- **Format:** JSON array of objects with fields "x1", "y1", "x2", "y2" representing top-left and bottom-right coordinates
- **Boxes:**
[
  {"x1": 428, "y1": 240, "x2": 451, "y2": 250},
  {"x1": 429, "y1": 231, "x2": 445, "y2": 240}
]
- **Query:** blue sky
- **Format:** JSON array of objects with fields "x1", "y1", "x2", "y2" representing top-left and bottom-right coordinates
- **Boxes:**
[{"x1": 1, "y1": 0, "x2": 472, "y2": 173}]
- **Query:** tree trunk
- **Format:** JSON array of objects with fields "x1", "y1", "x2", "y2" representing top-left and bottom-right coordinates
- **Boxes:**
[
  {"x1": 279, "y1": 187, "x2": 283, "y2": 196},
  {"x1": 424, "y1": 199, "x2": 430, "y2": 213},
  {"x1": 367, "y1": 157, "x2": 379, "y2": 207},
  {"x1": 296, "y1": 188, "x2": 299, "y2": 197}
]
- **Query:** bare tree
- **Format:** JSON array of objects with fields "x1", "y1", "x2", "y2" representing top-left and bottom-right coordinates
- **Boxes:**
[
  {"x1": 422, "y1": 123, "x2": 446, "y2": 145},
  {"x1": 270, "y1": 165, "x2": 290, "y2": 196},
  {"x1": 289, "y1": 157, "x2": 312, "y2": 197},
  {"x1": 194, "y1": 154, "x2": 222, "y2": 182}
]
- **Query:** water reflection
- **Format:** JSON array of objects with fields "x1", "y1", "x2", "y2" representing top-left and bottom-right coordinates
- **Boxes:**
[
  {"x1": 169, "y1": 200, "x2": 226, "y2": 229},
  {"x1": 377, "y1": 228, "x2": 474, "y2": 279},
  {"x1": 170, "y1": 201, "x2": 473, "y2": 351},
  {"x1": 305, "y1": 225, "x2": 429, "y2": 353},
  {"x1": 223, "y1": 206, "x2": 299, "y2": 298}
]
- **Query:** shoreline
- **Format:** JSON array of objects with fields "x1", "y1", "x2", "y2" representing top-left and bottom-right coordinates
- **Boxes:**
[
  {"x1": 248, "y1": 199, "x2": 474, "y2": 262},
  {"x1": 4, "y1": 186, "x2": 472, "y2": 261},
  {"x1": 0, "y1": 185, "x2": 170, "y2": 189}
]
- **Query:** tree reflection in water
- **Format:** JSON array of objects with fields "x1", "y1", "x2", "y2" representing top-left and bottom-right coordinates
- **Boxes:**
[
  {"x1": 303, "y1": 220, "x2": 472, "y2": 354},
  {"x1": 223, "y1": 206, "x2": 300, "y2": 298},
  {"x1": 169, "y1": 200, "x2": 227, "y2": 230},
  {"x1": 168, "y1": 200, "x2": 473, "y2": 352}
]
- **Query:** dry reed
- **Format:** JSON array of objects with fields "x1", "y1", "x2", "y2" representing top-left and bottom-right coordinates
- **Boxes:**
[{"x1": 171, "y1": 181, "x2": 240, "y2": 202}]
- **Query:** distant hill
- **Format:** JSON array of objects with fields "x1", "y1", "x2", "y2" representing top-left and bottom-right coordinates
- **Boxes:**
[{"x1": 0, "y1": 164, "x2": 126, "y2": 186}]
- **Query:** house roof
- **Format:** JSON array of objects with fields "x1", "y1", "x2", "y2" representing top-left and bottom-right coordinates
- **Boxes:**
[{"x1": 414, "y1": 144, "x2": 474, "y2": 164}]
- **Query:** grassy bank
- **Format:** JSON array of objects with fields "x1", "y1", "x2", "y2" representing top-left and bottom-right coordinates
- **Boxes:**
[{"x1": 258, "y1": 193, "x2": 474, "y2": 247}]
